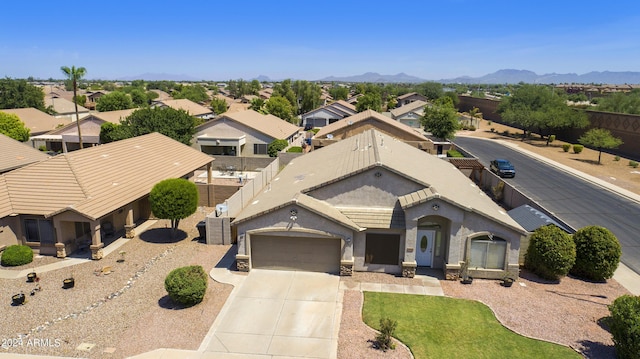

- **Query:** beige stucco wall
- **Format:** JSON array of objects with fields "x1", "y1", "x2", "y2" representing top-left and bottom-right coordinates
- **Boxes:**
[
  {"x1": 194, "y1": 119, "x2": 289, "y2": 157},
  {"x1": 0, "y1": 216, "x2": 20, "y2": 249}
]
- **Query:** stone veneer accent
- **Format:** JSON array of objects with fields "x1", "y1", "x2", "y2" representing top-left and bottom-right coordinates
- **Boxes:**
[
  {"x1": 55, "y1": 243, "x2": 66, "y2": 258},
  {"x1": 402, "y1": 261, "x2": 417, "y2": 278},
  {"x1": 125, "y1": 224, "x2": 136, "y2": 239},
  {"x1": 90, "y1": 244, "x2": 104, "y2": 260},
  {"x1": 236, "y1": 255, "x2": 250, "y2": 272},
  {"x1": 340, "y1": 260, "x2": 354, "y2": 276}
]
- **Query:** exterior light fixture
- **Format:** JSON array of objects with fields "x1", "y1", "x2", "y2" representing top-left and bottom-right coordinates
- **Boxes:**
[
  {"x1": 290, "y1": 209, "x2": 298, "y2": 221},
  {"x1": 432, "y1": 204, "x2": 440, "y2": 211}
]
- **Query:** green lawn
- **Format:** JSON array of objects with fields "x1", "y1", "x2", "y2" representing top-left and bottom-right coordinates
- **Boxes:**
[{"x1": 362, "y1": 292, "x2": 581, "y2": 359}]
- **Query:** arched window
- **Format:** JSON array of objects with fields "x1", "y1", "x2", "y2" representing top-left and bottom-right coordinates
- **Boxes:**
[{"x1": 469, "y1": 236, "x2": 507, "y2": 269}]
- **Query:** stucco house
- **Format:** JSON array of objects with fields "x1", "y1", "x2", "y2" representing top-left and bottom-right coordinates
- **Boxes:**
[
  {"x1": 45, "y1": 97, "x2": 90, "y2": 122},
  {"x1": 300, "y1": 100, "x2": 357, "y2": 128},
  {"x1": 389, "y1": 100, "x2": 428, "y2": 128},
  {"x1": 233, "y1": 129, "x2": 527, "y2": 279},
  {"x1": 31, "y1": 109, "x2": 137, "y2": 153},
  {"x1": 312, "y1": 109, "x2": 451, "y2": 156},
  {"x1": 1, "y1": 108, "x2": 71, "y2": 137},
  {"x1": 397, "y1": 92, "x2": 428, "y2": 107},
  {"x1": 152, "y1": 99, "x2": 215, "y2": 119},
  {"x1": 193, "y1": 110, "x2": 301, "y2": 157},
  {"x1": 0, "y1": 133, "x2": 214, "y2": 259}
]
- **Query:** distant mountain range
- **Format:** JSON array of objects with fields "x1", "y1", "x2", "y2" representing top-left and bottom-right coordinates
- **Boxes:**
[{"x1": 115, "y1": 69, "x2": 640, "y2": 84}]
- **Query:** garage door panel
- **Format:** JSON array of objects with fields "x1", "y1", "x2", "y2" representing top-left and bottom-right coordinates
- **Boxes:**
[{"x1": 251, "y1": 236, "x2": 340, "y2": 273}]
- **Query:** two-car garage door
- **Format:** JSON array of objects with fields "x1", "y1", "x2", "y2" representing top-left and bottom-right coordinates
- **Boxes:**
[{"x1": 250, "y1": 235, "x2": 340, "y2": 274}]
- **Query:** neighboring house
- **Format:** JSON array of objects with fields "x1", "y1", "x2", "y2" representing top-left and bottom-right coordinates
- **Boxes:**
[
  {"x1": 397, "y1": 92, "x2": 428, "y2": 107},
  {"x1": 1, "y1": 108, "x2": 71, "y2": 137},
  {"x1": 85, "y1": 90, "x2": 110, "y2": 109},
  {"x1": 300, "y1": 100, "x2": 357, "y2": 128},
  {"x1": 312, "y1": 109, "x2": 451, "y2": 156},
  {"x1": 193, "y1": 110, "x2": 301, "y2": 157},
  {"x1": 390, "y1": 100, "x2": 428, "y2": 128},
  {"x1": 345, "y1": 93, "x2": 363, "y2": 105},
  {"x1": 0, "y1": 133, "x2": 214, "y2": 258},
  {"x1": 233, "y1": 129, "x2": 527, "y2": 279},
  {"x1": 240, "y1": 95, "x2": 258, "y2": 104},
  {"x1": 152, "y1": 99, "x2": 215, "y2": 119},
  {"x1": 149, "y1": 89, "x2": 172, "y2": 101},
  {"x1": 45, "y1": 97, "x2": 91, "y2": 122},
  {"x1": 31, "y1": 109, "x2": 137, "y2": 153},
  {"x1": 0, "y1": 134, "x2": 49, "y2": 174},
  {"x1": 258, "y1": 88, "x2": 273, "y2": 100}
]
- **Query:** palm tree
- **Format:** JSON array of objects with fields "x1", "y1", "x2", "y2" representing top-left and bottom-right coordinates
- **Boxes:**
[{"x1": 60, "y1": 65, "x2": 87, "y2": 149}]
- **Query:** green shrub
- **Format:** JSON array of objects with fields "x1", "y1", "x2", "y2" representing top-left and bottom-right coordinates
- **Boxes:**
[
  {"x1": 502, "y1": 130, "x2": 510, "y2": 136},
  {"x1": 286, "y1": 146, "x2": 303, "y2": 153},
  {"x1": 570, "y1": 226, "x2": 621, "y2": 281},
  {"x1": 468, "y1": 125, "x2": 476, "y2": 131},
  {"x1": 487, "y1": 121, "x2": 492, "y2": 125},
  {"x1": 630, "y1": 160, "x2": 639, "y2": 168},
  {"x1": 375, "y1": 317, "x2": 397, "y2": 352},
  {"x1": 267, "y1": 139, "x2": 288, "y2": 157},
  {"x1": 562, "y1": 144, "x2": 571, "y2": 152},
  {"x1": 310, "y1": 128, "x2": 320, "y2": 134},
  {"x1": 524, "y1": 225, "x2": 576, "y2": 280},
  {"x1": 446, "y1": 150, "x2": 464, "y2": 158},
  {"x1": 1, "y1": 245, "x2": 34, "y2": 267},
  {"x1": 572, "y1": 144, "x2": 584, "y2": 154},
  {"x1": 164, "y1": 265, "x2": 208, "y2": 306},
  {"x1": 548, "y1": 135, "x2": 556, "y2": 143},
  {"x1": 614, "y1": 156, "x2": 621, "y2": 161},
  {"x1": 608, "y1": 295, "x2": 640, "y2": 359},
  {"x1": 38, "y1": 145, "x2": 47, "y2": 151}
]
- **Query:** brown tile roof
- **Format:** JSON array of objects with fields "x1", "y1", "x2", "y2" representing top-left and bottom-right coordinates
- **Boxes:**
[
  {"x1": 202, "y1": 110, "x2": 300, "y2": 140},
  {"x1": 156, "y1": 99, "x2": 213, "y2": 116},
  {"x1": 390, "y1": 100, "x2": 428, "y2": 117},
  {"x1": 0, "y1": 133, "x2": 213, "y2": 219},
  {"x1": 233, "y1": 129, "x2": 525, "y2": 233},
  {"x1": 1, "y1": 108, "x2": 71, "y2": 135},
  {"x1": 397, "y1": 92, "x2": 419, "y2": 100},
  {"x1": 45, "y1": 97, "x2": 90, "y2": 115},
  {"x1": 91, "y1": 109, "x2": 138, "y2": 124},
  {"x1": 0, "y1": 134, "x2": 49, "y2": 173},
  {"x1": 315, "y1": 109, "x2": 425, "y2": 141}
]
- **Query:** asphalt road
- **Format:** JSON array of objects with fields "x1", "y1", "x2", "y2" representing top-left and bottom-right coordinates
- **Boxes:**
[{"x1": 453, "y1": 136, "x2": 640, "y2": 275}]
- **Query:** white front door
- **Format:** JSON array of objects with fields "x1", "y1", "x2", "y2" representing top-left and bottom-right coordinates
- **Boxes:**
[{"x1": 415, "y1": 230, "x2": 434, "y2": 266}]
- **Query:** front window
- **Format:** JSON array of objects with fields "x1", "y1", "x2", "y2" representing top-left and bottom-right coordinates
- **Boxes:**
[
  {"x1": 24, "y1": 218, "x2": 55, "y2": 244},
  {"x1": 469, "y1": 236, "x2": 507, "y2": 269},
  {"x1": 365, "y1": 233, "x2": 400, "y2": 265}
]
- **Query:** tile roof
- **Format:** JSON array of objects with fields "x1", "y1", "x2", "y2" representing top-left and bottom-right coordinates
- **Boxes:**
[
  {"x1": 233, "y1": 129, "x2": 525, "y2": 233},
  {"x1": 390, "y1": 100, "x2": 428, "y2": 117},
  {"x1": 0, "y1": 133, "x2": 213, "y2": 219},
  {"x1": 1, "y1": 108, "x2": 71, "y2": 135},
  {"x1": 156, "y1": 99, "x2": 213, "y2": 116},
  {"x1": 0, "y1": 134, "x2": 49, "y2": 173},
  {"x1": 45, "y1": 97, "x2": 89, "y2": 115},
  {"x1": 91, "y1": 108, "x2": 137, "y2": 124},
  {"x1": 202, "y1": 110, "x2": 300, "y2": 140},
  {"x1": 315, "y1": 109, "x2": 425, "y2": 141}
]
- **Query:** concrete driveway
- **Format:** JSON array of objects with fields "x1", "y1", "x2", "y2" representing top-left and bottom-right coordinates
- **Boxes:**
[{"x1": 202, "y1": 269, "x2": 342, "y2": 358}]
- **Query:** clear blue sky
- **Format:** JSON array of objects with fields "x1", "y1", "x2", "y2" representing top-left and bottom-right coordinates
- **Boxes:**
[{"x1": 2, "y1": 0, "x2": 639, "y2": 81}]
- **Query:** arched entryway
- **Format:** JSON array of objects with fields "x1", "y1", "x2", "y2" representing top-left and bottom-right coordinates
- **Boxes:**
[{"x1": 416, "y1": 215, "x2": 450, "y2": 269}]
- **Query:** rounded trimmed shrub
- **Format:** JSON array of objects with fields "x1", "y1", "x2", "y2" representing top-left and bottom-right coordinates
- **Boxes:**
[
  {"x1": 562, "y1": 144, "x2": 571, "y2": 152},
  {"x1": 572, "y1": 144, "x2": 584, "y2": 154},
  {"x1": 164, "y1": 265, "x2": 208, "y2": 306},
  {"x1": 570, "y1": 226, "x2": 621, "y2": 281},
  {"x1": 1, "y1": 245, "x2": 34, "y2": 267},
  {"x1": 524, "y1": 225, "x2": 576, "y2": 280},
  {"x1": 608, "y1": 295, "x2": 640, "y2": 359},
  {"x1": 548, "y1": 134, "x2": 556, "y2": 143}
]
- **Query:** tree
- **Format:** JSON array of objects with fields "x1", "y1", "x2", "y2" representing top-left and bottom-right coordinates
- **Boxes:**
[
  {"x1": 497, "y1": 84, "x2": 588, "y2": 142},
  {"x1": 149, "y1": 178, "x2": 198, "y2": 238},
  {"x1": 61, "y1": 65, "x2": 87, "y2": 148},
  {"x1": 210, "y1": 97, "x2": 228, "y2": 115},
  {"x1": 293, "y1": 80, "x2": 322, "y2": 114},
  {"x1": 416, "y1": 82, "x2": 444, "y2": 100},
  {"x1": 268, "y1": 139, "x2": 288, "y2": 157},
  {"x1": 570, "y1": 225, "x2": 621, "y2": 281},
  {"x1": 0, "y1": 78, "x2": 46, "y2": 111},
  {"x1": 0, "y1": 112, "x2": 30, "y2": 141},
  {"x1": 73, "y1": 94, "x2": 87, "y2": 107},
  {"x1": 99, "y1": 122, "x2": 132, "y2": 144},
  {"x1": 173, "y1": 84, "x2": 209, "y2": 103},
  {"x1": 597, "y1": 92, "x2": 640, "y2": 115},
  {"x1": 119, "y1": 107, "x2": 196, "y2": 145},
  {"x1": 264, "y1": 96, "x2": 295, "y2": 123},
  {"x1": 578, "y1": 128, "x2": 623, "y2": 164},
  {"x1": 129, "y1": 88, "x2": 148, "y2": 106},
  {"x1": 421, "y1": 97, "x2": 459, "y2": 139},
  {"x1": 355, "y1": 92, "x2": 382, "y2": 112},
  {"x1": 96, "y1": 91, "x2": 134, "y2": 112},
  {"x1": 249, "y1": 98, "x2": 266, "y2": 113},
  {"x1": 272, "y1": 80, "x2": 298, "y2": 114},
  {"x1": 329, "y1": 85, "x2": 349, "y2": 101},
  {"x1": 524, "y1": 225, "x2": 576, "y2": 280}
]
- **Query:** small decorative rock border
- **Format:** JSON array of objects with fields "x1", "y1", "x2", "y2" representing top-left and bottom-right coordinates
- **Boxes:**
[{"x1": 16, "y1": 245, "x2": 178, "y2": 338}]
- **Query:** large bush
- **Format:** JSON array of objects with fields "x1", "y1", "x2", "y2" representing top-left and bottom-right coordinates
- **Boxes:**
[
  {"x1": 164, "y1": 265, "x2": 208, "y2": 306},
  {"x1": 1, "y1": 245, "x2": 34, "y2": 266},
  {"x1": 524, "y1": 225, "x2": 576, "y2": 280},
  {"x1": 570, "y1": 226, "x2": 621, "y2": 281},
  {"x1": 608, "y1": 295, "x2": 640, "y2": 359},
  {"x1": 150, "y1": 178, "x2": 198, "y2": 237},
  {"x1": 268, "y1": 139, "x2": 288, "y2": 157}
]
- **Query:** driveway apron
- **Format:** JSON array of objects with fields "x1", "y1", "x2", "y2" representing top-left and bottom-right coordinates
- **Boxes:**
[{"x1": 204, "y1": 269, "x2": 341, "y2": 358}]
